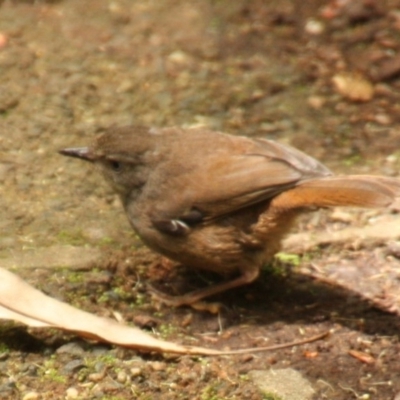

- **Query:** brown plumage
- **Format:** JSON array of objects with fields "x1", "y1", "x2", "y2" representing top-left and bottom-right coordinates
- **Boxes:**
[{"x1": 60, "y1": 126, "x2": 400, "y2": 306}]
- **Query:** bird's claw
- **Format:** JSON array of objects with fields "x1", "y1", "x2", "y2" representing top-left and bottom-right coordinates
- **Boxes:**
[{"x1": 147, "y1": 285, "x2": 222, "y2": 313}]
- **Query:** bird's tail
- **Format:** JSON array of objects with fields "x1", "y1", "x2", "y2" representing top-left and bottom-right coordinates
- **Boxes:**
[{"x1": 271, "y1": 175, "x2": 400, "y2": 210}]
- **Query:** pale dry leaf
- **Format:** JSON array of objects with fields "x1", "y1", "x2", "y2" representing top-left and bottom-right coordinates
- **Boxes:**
[
  {"x1": 0, "y1": 267, "x2": 328, "y2": 355},
  {"x1": 0, "y1": 267, "x2": 219, "y2": 355}
]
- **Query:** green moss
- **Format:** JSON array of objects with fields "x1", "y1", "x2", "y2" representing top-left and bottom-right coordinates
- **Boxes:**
[
  {"x1": 342, "y1": 154, "x2": 363, "y2": 167},
  {"x1": 262, "y1": 393, "x2": 284, "y2": 400},
  {"x1": 200, "y1": 384, "x2": 224, "y2": 400},
  {"x1": 275, "y1": 252, "x2": 301, "y2": 267},
  {"x1": 65, "y1": 270, "x2": 86, "y2": 284},
  {"x1": 38, "y1": 359, "x2": 67, "y2": 383},
  {"x1": 98, "y1": 397, "x2": 126, "y2": 400},
  {"x1": 56, "y1": 229, "x2": 86, "y2": 246},
  {"x1": 98, "y1": 236, "x2": 117, "y2": 246},
  {"x1": 157, "y1": 323, "x2": 177, "y2": 338}
]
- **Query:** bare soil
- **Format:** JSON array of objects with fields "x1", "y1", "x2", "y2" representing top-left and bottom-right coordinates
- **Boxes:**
[{"x1": 1, "y1": 0, "x2": 400, "y2": 399}]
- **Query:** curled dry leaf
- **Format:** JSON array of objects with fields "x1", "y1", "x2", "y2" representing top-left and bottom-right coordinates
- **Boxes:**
[
  {"x1": 0, "y1": 267, "x2": 329, "y2": 355},
  {"x1": 0, "y1": 267, "x2": 219, "y2": 355}
]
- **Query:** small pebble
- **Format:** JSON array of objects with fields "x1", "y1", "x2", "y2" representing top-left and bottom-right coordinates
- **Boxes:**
[
  {"x1": 65, "y1": 387, "x2": 79, "y2": 399},
  {"x1": 386, "y1": 154, "x2": 397, "y2": 163},
  {"x1": 94, "y1": 362, "x2": 106, "y2": 373},
  {"x1": 63, "y1": 359, "x2": 85, "y2": 374},
  {"x1": 374, "y1": 113, "x2": 392, "y2": 125},
  {"x1": 307, "y1": 95, "x2": 326, "y2": 109},
  {"x1": 117, "y1": 370, "x2": 128, "y2": 383},
  {"x1": 22, "y1": 392, "x2": 39, "y2": 400},
  {"x1": 167, "y1": 50, "x2": 191, "y2": 65},
  {"x1": 332, "y1": 72, "x2": 374, "y2": 102},
  {"x1": 150, "y1": 361, "x2": 166, "y2": 371},
  {"x1": 91, "y1": 346, "x2": 110, "y2": 357},
  {"x1": 88, "y1": 371, "x2": 106, "y2": 382},
  {"x1": 24, "y1": 365, "x2": 38, "y2": 377},
  {"x1": 386, "y1": 241, "x2": 400, "y2": 259},
  {"x1": 130, "y1": 367, "x2": 142, "y2": 377},
  {"x1": 57, "y1": 342, "x2": 85, "y2": 356},
  {"x1": 305, "y1": 19, "x2": 325, "y2": 35},
  {"x1": 330, "y1": 209, "x2": 354, "y2": 223}
]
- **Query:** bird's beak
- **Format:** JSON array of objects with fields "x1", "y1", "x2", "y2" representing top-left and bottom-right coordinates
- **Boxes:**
[{"x1": 59, "y1": 147, "x2": 95, "y2": 162}]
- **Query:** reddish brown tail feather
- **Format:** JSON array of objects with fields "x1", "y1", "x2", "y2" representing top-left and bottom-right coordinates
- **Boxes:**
[{"x1": 271, "y1": 176, "x2": 400, "y2": 210}]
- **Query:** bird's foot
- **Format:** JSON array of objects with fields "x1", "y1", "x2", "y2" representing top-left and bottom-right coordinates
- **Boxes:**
[{"x1": 147, "y1": 285, "x2": 222, "y2": 313}]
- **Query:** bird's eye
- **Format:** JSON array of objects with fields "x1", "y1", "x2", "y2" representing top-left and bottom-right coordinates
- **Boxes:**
[{"x1": 109, "y1": 160, "x2": 122, "y2": 171}]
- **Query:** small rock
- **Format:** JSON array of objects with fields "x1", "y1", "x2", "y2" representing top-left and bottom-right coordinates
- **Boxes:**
[
  {"x1": 249, "y1": 368, "x2": 315, "y2": 400},
  {"x1": 22, "y1": 392, "x2": 39, "y2": 400},
  {"x1": 307, "y1": 95, "x2": 326, "y2": 109},
  {"x1": 130, "y1": 367, "x2": 142, "y2": 377},
  {"x1": 386, "y1": 241, "x2": 400, "y2": 259},
  {"x1": 57, "y1": 342, "x2": 85, "y2": 356},
  {"x1": 65, "y1": 387, "x2": 79, "y2": 399},
  {"x1": 23, "y1": 365, "x2": 38, "y2": 377},
  {"x1": 305, "y1": 19, "x2": 325, "y2": 35},
  {"x1": 332, "y1": 72, "x2": 374, "y2": 102},
  {"x1": 167, "y1": 50, "x2": 191, "y2": 65},
  {"x1": 117, "y1": 370, "x2": 128, "y2": 383},
  {"x1": 374, "y1": 113, "x2": 392, "y2": 125},
  {"x1": 88, "y1": 371, "x2": 106, "y2": 382},
  {"x1": 330, "y1": 209, "x2": 354, "y2": 223},
  {"x1": 63, "y1": 359, "x2": 85, "y2": 374},
  {"x1": 150, "y1": 361, "x2": 166, "y2": 371},
  {"x1": 386, "y1": 154, "x2": 398, "y2": 163},
  {"x1": 91, "y1": 346, "x2": 110, "y2": 357},
  {"x1": 94, "y1": 362, "x2": 106, "y2": 373}
]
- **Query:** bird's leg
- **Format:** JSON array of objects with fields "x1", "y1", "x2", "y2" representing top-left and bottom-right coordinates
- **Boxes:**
[{"x1": 148, "y1": 266, "x2": 260, "y2": 308}]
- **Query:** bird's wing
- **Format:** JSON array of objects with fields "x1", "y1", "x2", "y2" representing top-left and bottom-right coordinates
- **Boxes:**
[
  {"x1": 188, "y1": 139, "x2": 328, "y2": 219},
  {"x1": 151, "y1": 137, "x2": 332, "y2": 234}
]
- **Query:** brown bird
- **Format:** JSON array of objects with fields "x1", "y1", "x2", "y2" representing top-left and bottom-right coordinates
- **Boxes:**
[{"x1": 60, "y1": 126, "x2": 400, "y2": 306}]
